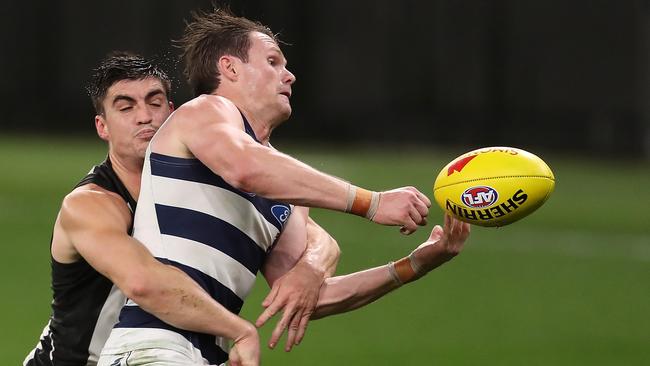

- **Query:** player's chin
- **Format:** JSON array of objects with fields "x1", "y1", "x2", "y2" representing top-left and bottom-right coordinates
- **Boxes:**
[
  {"x1": 278, "y1": 104, "x2": 292, "y2": 120},
  {"x1": 134, "y1": 141, "x2": 151, "y2": 158}
]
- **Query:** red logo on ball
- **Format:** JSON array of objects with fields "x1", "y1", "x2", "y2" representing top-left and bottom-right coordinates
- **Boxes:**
[{"x1": 447, "y1": 155, "x2": 477, "y2": 176}]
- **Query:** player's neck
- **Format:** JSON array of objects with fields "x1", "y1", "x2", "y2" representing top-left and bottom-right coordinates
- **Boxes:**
[
  {"x1": 247, "y1": 116, "x2": 272, "y2": 145},
  {"x1": 237, "y1": 108, "x2": 275, "y2": 145},
  {"x1": 107, "y1": 150, "x2": 144, "y2": 199}
]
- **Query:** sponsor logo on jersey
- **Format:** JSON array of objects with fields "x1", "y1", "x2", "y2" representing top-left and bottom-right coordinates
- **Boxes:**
[
  {"x1": 461, "y1": 186, "x2": 498, "y2": 208},
  {"x1": 271, "y1": 205, "x2": 290, "y2": 227}
]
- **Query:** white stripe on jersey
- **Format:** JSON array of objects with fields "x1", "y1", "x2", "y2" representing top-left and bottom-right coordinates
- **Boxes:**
[
  {"x1": 100, "y1": 327, "x2": 227, "y2": 365},
  {"x1": 86, "y1": 285, "x2": 126, "y2": 364},
  {"x1": 23, "y1": 320, "x2": 50, "y2": 365},
  {"x1": 159, "y1": 234, "x2": 256, "y2": 299},
  {"x1": 151, "y1": 175, "x2": 279, "y2": 251}
]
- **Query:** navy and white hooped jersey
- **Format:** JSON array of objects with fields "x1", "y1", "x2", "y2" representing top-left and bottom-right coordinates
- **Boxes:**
[{"x1": 103, "y1": 117, "x2": 292, "y2": 365}]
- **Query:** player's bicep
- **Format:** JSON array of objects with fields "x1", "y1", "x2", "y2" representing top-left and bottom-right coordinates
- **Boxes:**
[
  {"x1": 262, "y1": 206, "x2": 309, "y2": 286},
  {"x1": 179, "y1": 100, "x2": 262, "y2": 181}
]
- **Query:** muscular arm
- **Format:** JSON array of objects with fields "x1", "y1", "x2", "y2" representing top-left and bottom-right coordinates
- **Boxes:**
[
  {"x1": 313, "y1": 215, "x2": 469, "y2": 318},
  {"x1": 168, "y1": 96, "x2": 430, "y2": 233},
  {"x1": 264, "y1": 214, "x2": 470, "y2": 322},
  {"x1": 180, "y1": 98, "x2": 349, "y2": 209},
  {"x1": 57, "y1": 188, "x2": 257, "y2": 343}
]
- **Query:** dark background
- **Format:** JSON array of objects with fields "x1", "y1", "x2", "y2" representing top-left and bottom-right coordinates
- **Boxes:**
[{"x1": 3, "y1": 0, "x2": 650, "y2": 158}]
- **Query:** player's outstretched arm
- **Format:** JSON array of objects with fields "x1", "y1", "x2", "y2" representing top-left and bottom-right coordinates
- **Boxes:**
[
  {"x1": 57, "y1": 188, "x2": 259, "y2": 356},
  {"x1": 174, "y1": 95, "x2": 429, "y2": 234},
  {"x1": 312, "y1": 214, "x2": 470, "y2": 319}
]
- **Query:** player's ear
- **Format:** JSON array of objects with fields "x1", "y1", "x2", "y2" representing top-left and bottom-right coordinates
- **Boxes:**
[
  {"x1": 218, "y1": 56, "x2": 238, "y2": 81},
  {"x1": 168, "y1": 100, "x2": 175, "y2": 112},
  {"x1": 95, "y1": 115, "x2": 109, "y2": 141}
]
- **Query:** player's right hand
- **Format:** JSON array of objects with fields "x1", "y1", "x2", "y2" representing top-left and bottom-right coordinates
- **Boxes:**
[
  {"x1": 229, "y1": 326, "x2": 260, "y2": 366},
  {"x1": 372, "y1": 186, "x2": 431, "y2": 235},
  {"x1": 411, "y1": 214, "x2": 470, "y2": 273}
]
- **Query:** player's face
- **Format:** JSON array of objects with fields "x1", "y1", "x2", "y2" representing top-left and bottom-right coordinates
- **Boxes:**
[
  {"x1": 95, "y1": 77, "x2": 172, "y2": 161},
  {"x1": 239, "y1": 32, "x2": 296, "y2": 124}
]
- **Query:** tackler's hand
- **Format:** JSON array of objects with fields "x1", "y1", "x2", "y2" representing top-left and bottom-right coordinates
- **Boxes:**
[{"x1": 255, "y1": 261, "x2": 323, "y2": 352}]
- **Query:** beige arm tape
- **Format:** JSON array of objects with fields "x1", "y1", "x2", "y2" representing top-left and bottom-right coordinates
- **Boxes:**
[
  {"x1": 389, "y1": 251, "x2": 423, "y2": 285},
  {"x1": 346, "y1": 184, "x2": 380, "y2": 220}
]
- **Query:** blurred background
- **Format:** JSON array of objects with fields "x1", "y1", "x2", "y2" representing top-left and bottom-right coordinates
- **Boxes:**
[
  {"x1": 1, "y1": 1, "x2": 649, "y2": 365},
  {"x1": 3, "y1": 0, "x2": 650, "y2": 157}
]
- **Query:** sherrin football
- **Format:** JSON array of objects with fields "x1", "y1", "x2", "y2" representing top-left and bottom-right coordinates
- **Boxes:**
[{"x1": 433, "y1": 147, "x2": 555, "y2": 227}]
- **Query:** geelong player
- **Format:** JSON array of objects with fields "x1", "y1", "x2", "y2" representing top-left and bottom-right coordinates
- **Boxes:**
[
  {"x1": 98, "y1": 9, "x2": 467, "y2": 366},
  {"x1": 23, "y1": 52, "x2": 340, "y2": 366}
]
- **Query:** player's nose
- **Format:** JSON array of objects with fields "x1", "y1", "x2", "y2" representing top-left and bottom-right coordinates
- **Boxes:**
[
  {"x1": 136, "y1": 105, "x2": 154, "y2": 124},
  {"x1": 283, "y1": 68, "x2": 296, "y2": 85}
]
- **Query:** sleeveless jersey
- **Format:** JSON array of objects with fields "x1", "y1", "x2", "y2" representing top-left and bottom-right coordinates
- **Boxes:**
[
  {"x1": 24, "y1": 158, "x2": 136, "y2": 366},
  {"x1": 103, "y1": 117, "x2": 292, "y2": 365}
]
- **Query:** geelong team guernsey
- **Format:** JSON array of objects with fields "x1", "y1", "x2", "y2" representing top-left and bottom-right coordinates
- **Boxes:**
[
  {"x1": 24, "y1": 158, "x2": 136, "y2": 366},
  {"x1": 102, "y1": 117, "x2": 291, "y2": 364}
]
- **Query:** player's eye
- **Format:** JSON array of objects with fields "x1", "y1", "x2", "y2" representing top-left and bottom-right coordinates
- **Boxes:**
[
  {"x1": 268, "y1": 57, "x2": 276, "y2": 65},
  {"x1": 119, "y1": 106, "x2": 133, "y2": 112}
]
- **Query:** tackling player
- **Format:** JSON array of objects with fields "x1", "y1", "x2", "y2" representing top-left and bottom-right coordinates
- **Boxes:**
[{"x1": 23, "y1": 52, "x2": 339, "y2": 366}]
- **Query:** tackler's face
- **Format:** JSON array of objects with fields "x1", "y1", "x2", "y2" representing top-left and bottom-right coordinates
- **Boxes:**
[
  {"x1": 238, "y1": 32, "x2": 296, "y2": 124},
  {"x1": 95, "y1": 77, "x2": 173, "y2": 160}
]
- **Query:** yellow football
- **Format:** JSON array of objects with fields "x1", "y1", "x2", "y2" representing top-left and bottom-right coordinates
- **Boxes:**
[{"x1": 433, "y1": 147, "x2": 555, "y2": 227}]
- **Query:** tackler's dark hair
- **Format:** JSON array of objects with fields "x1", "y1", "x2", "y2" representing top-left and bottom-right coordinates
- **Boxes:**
[{"x1": 87, "y1": 51, "x2": 171, "y2": 114}]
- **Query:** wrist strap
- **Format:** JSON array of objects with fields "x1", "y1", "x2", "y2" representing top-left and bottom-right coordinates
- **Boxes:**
[
  {"x1": 389, "y1": 254, "x2": 422, "y2": 285},
  {"x1": 346, "y1": 184, "x2": 380, "y2": 220},
  {"x1": 387, "y1": 261, "x2": 403, "y2": 286}
]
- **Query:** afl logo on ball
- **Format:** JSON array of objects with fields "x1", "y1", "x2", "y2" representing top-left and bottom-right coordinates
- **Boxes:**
[{"x1": 461, "y1": 186, "x2": 498, "y2": 208}]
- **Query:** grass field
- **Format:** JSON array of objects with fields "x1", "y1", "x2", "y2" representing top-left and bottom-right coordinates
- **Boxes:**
[{"x1": 1, "y1": 135, "x2": 649, "y2": 365}]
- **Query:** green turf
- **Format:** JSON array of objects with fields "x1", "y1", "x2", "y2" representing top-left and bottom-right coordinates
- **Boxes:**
[{"x1": 1, "y1": 136, "x2": 648, "y2": 365}]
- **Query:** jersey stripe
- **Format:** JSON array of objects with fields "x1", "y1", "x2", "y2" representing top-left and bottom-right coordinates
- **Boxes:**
[
  {"x1": 114, "y1": 309, "x2": 229, "y2": 364},
  {"x1": 156, "y1": 234, "x2": 256, "y2": 300},
  {"x1": 149, "y1": 153, "x2": 287, "y2": 232},
  {"x1": 151, "y1": 175, "x2": 280, "y2": 250},
  {"x1": 155, "y1": 204, "x2": 266, "y2": 274},
  {"x1": 86, "y1": 285, "x2": 125, "y2": 364}
]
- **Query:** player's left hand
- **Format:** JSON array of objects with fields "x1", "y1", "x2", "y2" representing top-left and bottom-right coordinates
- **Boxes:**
[{"x1": 255, "y1": 260, "x2": 324, "y2": 351}]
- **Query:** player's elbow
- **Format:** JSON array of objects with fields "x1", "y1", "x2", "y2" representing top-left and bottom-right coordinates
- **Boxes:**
[
  {"x1": 325, "y1": 237, "x2": 341, "y2": 276},
  {"x1": 119, "y1": 273, "x2": 155, "y2": 303},
  {"x1": 224, "y1": 168, "x2": 256, "y2": 192},
  {"x1": 329, "y1": 236, "x2": 341, "y2": 258},
  {"x1": 222, "y1": 157, "x2": 265, "y2": 193}
]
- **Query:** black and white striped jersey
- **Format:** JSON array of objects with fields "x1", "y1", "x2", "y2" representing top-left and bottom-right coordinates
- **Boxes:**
[{"x1": 24, "y1": 158, "x2": 135, "y2": 366}]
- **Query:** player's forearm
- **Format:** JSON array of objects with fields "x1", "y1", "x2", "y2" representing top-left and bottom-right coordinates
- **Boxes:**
[
  {"x1": 312, "y1": 265, "x2": 400, "y2": 319},
  {"x1": 127, "y1": 264, "x2": 255, "y2": 341},
  {"x1": 300, "y1": 217, "x2": 340, "y2": 277}
]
